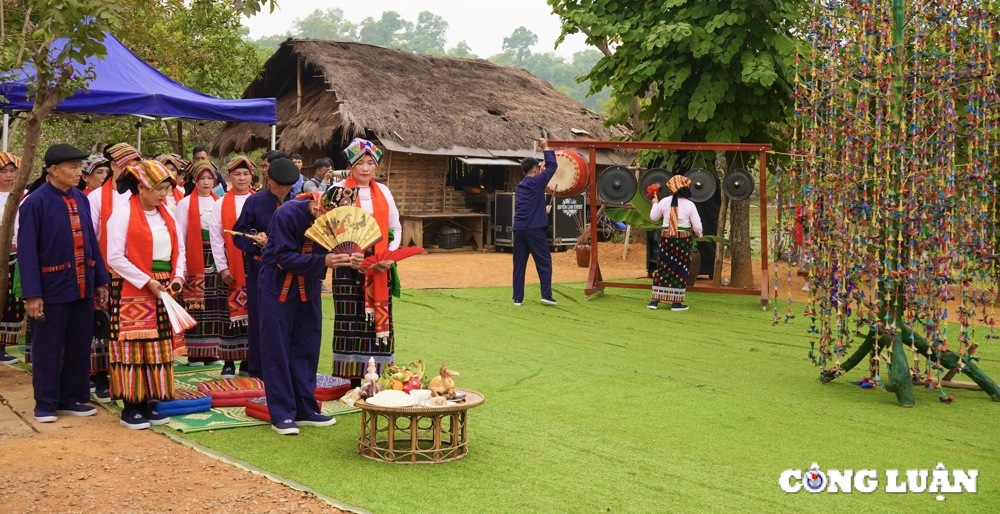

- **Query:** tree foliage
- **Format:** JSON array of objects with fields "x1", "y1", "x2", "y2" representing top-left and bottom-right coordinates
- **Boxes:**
[
  {"x1": 549, "y1": 0, "x2": 803, "y2": 142},
  {"x1": 549, "y1": 0, "x2": 806, "y2": 288},
  {"x1": 502, "y1": 26, "x2": 538, "y2": 67},
  {"x1": 0, "y1": 0, "x2": 122, "y2": 315}
]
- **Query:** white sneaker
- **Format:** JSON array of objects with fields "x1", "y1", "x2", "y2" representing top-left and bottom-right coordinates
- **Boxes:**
[{"x1": 513, "y1": 301, "x2": 522, "y2": 306}]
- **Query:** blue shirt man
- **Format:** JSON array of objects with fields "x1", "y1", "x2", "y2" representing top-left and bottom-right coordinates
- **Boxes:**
[
  {"x1": 257, "y1": 187, "x2": 362, "y2": 435},
  {"x1": 511, "y1": 139, "x2": 558, "y2": 306},
  {"x1": 19, "y1": 144, "x2": 111, "y2": 422},
  {"x1": 232, "y1": 165, "x2": 294, "y2": 378}
]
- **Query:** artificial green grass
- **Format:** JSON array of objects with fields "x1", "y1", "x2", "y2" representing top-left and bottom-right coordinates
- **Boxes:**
[{"x1": 183, "y1": 284, "x2": 999, "y2": 513}]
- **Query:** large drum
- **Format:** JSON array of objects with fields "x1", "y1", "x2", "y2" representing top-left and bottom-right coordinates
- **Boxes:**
[{"x1": 545, "y1": 149, "x2": 590, "y2": 198}]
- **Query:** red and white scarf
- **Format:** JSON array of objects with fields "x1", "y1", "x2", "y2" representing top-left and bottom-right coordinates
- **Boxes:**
[
  {"x1": 120, "y1": 195, "x2": 179, "y2": 340},
  {"x1": 345, "y1": 176, "x2": 391, "y2": 345},
  {"x1": 221, "y1": 190, "x2": 248, "y2": 325},
  {"x1": 183, "y1": 192, "x2": 219, "y2": 310}
]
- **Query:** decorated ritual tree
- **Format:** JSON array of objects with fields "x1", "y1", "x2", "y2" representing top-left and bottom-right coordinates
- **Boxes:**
[{"x1": 787, "y1": 0, "x2": 1000, "y2": 405}]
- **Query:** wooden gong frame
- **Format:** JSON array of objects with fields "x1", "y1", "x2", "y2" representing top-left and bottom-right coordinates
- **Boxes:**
[{"x1": 546, "y1": 140, "x2": 772, "y2": 307}]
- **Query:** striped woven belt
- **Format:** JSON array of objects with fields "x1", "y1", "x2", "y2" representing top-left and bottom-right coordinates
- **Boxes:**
[
  {"x1": 660, "y1": 229, "x2": 692, "y2": 239},
  {"x1": 41, "y1": 262, "x2": 71, "y2": 273}
]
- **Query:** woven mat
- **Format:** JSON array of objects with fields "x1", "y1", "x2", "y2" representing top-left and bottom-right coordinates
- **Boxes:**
[
  {"x1": 4, "y1": 344, "x2": 217, "y2": 375},
  {"x1": 6, "y1": 343, "x2": 358, "y2": 433},
  {"x1": 166, "y1": 399, "x2": 359, "y2": 433},
  {"x1": 168, "y1": 370, "x2": 358, "y2": 432}
]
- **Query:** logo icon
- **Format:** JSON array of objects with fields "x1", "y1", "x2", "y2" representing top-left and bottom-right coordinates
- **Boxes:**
[{"x1": 804, "y1": 463, "x2": 826, "y2": 493}]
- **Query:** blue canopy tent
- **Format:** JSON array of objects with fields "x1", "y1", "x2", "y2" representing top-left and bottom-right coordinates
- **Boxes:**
[{"x1": 0, "y1": 32, "x2": 277, "y2": 151}]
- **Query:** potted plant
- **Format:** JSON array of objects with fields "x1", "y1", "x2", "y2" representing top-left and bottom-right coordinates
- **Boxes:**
[{"x1": 572, "y1": 208, "x2": 592, "y2": 268}]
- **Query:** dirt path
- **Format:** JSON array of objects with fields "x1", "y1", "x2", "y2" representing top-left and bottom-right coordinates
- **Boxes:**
[{"x1": 0, "y1": 243, "x2": 790, "y2": 513}]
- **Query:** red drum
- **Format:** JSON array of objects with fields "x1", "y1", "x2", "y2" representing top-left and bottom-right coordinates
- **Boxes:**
[{"x1": 546, "y1": 149, "x2": 590, "y2": 197}]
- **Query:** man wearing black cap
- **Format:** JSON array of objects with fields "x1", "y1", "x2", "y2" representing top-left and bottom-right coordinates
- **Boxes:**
[
  {"x1": 18, "y1": 144, "x2": 111, "y2": 423},
  {"x1": 232, "y1": 156, "x2": 297, "y2": 378}
]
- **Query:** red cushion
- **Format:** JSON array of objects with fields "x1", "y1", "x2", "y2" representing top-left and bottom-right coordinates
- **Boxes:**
[
  {"x1": 244, "y1": 397, "x2": 271, "y2": 422},
  {"x1": 315, "y1": 375, "x2": 352, "y2": 402},
  {"x1": 197, "y1": 377, "x2": 265, "y2": 407},
  {"x1": 244, "y1": 397, "x2": 323, "y2": 423}
]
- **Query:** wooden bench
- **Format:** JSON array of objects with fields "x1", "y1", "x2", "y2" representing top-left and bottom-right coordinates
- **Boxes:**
[{"x1": 400, "y1": 213, "x2": 489, "y2": 250}]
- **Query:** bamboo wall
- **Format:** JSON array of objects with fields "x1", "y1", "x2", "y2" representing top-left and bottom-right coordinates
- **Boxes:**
[{"x1": 380, "y1": 151, "x2": 470, "y2": 215}]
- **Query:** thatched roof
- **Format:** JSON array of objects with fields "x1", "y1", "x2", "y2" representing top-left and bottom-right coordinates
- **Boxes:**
[{"x1": 212, "y1": 39, "x2": 627, "y2": 158}]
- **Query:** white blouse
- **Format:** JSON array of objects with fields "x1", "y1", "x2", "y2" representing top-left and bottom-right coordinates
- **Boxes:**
[
  {"x1": 649, "y1": 196, "x2": 704, "y2": 237},
  {"x1": 106, "y1": 199, "x2": 186, "y2": 289},
  {"x1": 208, "y1": 192, "x2": 250, "y2": 273},
  {"x1": 87, "y1": 186, "x2": 132, "y2": 238},
  {"x1": 333, "y1": 181, "x2": 401, "y2": 251},
  {"x1": 0, "y1": 190, "x2": 18, "y2": 247},
  {"x1": 174, "y1": 194, "x2": 216, "y2": 237}
]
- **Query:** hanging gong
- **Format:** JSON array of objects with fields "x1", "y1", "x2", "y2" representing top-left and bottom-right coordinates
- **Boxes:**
[
  {"x1": 639, "y1": 168, "x2": 672, "y2": 199},
  {"x1": 684, "y1": 168, "x2": 717, "y2": 203},
  {"x1": 722, "y1": 168, "x2": 755, "y2": 201},
  {"x1": 597, "y1": 165, "x2": 637, "y2": 204}
]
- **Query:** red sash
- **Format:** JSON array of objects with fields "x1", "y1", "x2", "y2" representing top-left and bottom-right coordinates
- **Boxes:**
[
  {"x1": 344, "y1": 177, "x2": 391, "y2": 344},
  {"x1": 183, "y1": 193, "x2": 219, "y2": 310},
  {"x1": 221, "y1": 191, "x2": 249, "y2": 324}
]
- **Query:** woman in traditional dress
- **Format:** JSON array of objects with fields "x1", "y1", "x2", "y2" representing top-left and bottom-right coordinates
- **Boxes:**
[
  {"x1": 175, "y1": 161, "x2": 223, "y2": 369},
  {"x1": 0, "y1": 152, "x2": 24, "y2": 365},
  {"x1": 648, "y1": 175, "x2": 703, "y2": 312},
  {"x1": 154, "y1": 154, "x2": 189, "y2": 213},
  {"x1": 331, "y1": 138, "x2": 401, "y2": 385},
  {"x1": 208, "y1": 157, "x2": 255, "y2": 377},
  {"x1": 78, "y1": 153, "x2": 113, "y2": 401},
  {"x1": 79, "y1": 154, "x2": 110, "y2": 195},
  {"x1": 106, "y1": 160, "x2": 186, "y2": 429}
]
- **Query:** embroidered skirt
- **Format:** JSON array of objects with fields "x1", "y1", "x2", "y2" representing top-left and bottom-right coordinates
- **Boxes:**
[
  {"x1": 652, "y1": 233, "x2": 692, "y2": 304},
  {"x1": 0, "y1": 256, "x2": 24, "y2": 346},
  {"x1": 183, "y1": 241, "x2": 223, "y2": 359},
  {"x1": 109, "y1": 270, "x2": 175, "y2": 403},
  {"x1": 332, "y1": 267, "x2": 394, "y2": 380},
  {"x1": 89, "y1": 274, "x2": 123, "y2": 376},
  {"x1": 217, "y1": 279, "x2": 249, "y2": 362}
]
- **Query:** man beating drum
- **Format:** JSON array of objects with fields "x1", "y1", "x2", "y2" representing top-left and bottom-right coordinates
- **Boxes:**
[{"x1": 512, "y1": 139, "x2": 559, "y2": 307}]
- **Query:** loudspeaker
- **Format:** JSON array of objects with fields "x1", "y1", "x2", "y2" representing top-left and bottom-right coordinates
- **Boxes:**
[
  {"x1": 597, "y1": 166, "x2": 637, "y2": 204},
  {"x1": 684, "y1": 168, "x2": 717, "y2": 203},
  {"x1": 722, "y1": 168, "x2": 754, "y2": 201},
  {"x1": 639, "y1": 168, "x2": 671, "y2": 198}
]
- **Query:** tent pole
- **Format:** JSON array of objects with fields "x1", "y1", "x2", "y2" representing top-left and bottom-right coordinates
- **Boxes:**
[
  {"x1": 136, "y1": 121, "x2": 143, "y2": 152},
  {"x1": 1, "y1": 112, "x2": 8, "y2": 152},
  {"x1": 270, "y1": 125, "x2": 276, "y2": 150}
]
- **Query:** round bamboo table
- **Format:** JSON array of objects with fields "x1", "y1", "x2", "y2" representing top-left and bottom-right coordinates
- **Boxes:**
[{"x1": 356, "y1": 388, "x2": 485, "y2": 464}]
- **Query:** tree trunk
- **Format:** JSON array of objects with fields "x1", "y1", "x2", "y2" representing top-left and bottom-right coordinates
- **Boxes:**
[
  {"x1": 0, "y1": 103, "x2": 57, "y2": 316},
  {"x1": 712, "y1": 195, "x2": 729, "y2": 285},
  {"x1": 729, "y1": 198, "x2": 754, "y2": 288},
  {"x1": 0, "y1": 49, "x2": 69, "y2": 316}
]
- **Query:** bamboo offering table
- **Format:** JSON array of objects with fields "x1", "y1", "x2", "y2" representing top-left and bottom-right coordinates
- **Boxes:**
[{"x1": 356, "y1": 388, "x2": 485, "y2": 464}]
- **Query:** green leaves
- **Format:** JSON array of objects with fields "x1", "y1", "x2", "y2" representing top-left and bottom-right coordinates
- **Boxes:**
[
  {"x1": 740, "y1": 51, "x2": 779, "y2": 87},
  {"x1": 549, "y1": 0, "x2": 804, "y2": 142}
]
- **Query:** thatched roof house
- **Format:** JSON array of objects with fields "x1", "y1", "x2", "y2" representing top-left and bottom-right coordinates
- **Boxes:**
[
  {"x1": 213, "y1": 39, "x2": 625, "y2": 159},
  {"x1": 213, "y1": 40, "x2": 628, "y2": 248}
]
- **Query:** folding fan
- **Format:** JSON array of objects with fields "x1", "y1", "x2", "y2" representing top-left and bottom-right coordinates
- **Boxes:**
[
  {"x1": 361, "y1": 246, "x2": 426, "y2": 270},
  {"x1": 160, "y1": 291, "x2": 197, "y2": 334},
  {"x1": 306, "y1": 206, "x2": 383, "y2": 254}
]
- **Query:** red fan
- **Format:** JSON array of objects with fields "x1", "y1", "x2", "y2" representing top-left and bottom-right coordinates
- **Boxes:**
[{"x1": 362, "y1": 246, "x2": 426, "y2": 271}]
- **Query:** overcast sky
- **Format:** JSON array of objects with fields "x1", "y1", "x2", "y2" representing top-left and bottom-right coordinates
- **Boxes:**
[{"x1": 241, "y1": 0, "x2": 591, "y2": 59}]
